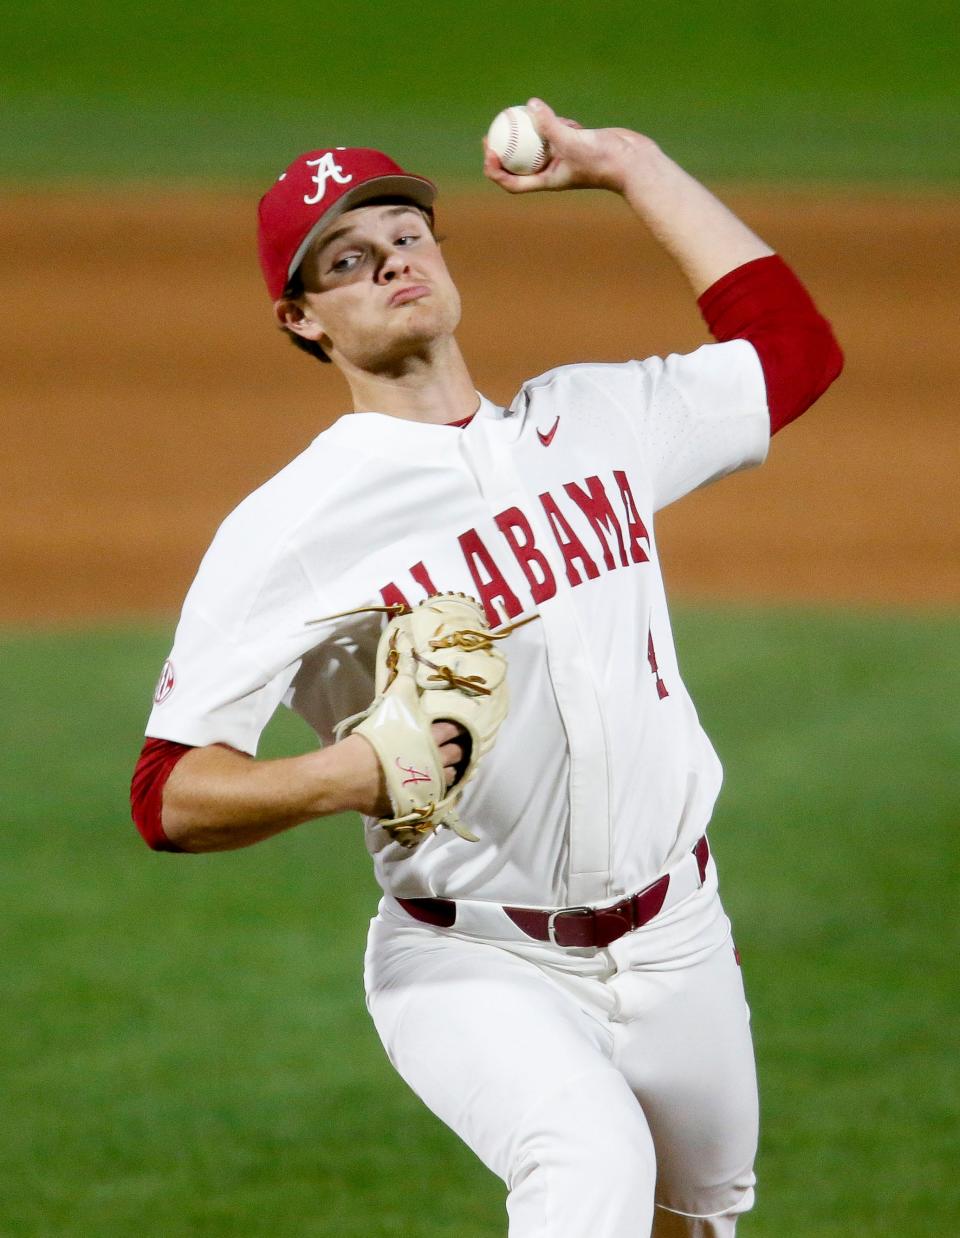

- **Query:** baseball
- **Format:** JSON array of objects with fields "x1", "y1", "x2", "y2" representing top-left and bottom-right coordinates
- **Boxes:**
[{"x1": 486, "y1": 105, "x2": 550, "y2": 175}]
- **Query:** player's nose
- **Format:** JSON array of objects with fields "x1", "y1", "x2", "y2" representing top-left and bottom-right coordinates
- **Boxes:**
[{"x1": 375, "y1": 249, "x2": 410, "y2": 283}]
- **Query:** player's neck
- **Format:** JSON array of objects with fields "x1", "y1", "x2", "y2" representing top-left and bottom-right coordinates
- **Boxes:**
[{"x1": 340, "y1": 340, "x2": 480, "y2": 425}]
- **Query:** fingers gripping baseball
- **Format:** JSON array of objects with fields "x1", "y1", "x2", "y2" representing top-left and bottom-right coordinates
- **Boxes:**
[{"x1": 484, "y1": 98, "x2": 657, "y2": 196}]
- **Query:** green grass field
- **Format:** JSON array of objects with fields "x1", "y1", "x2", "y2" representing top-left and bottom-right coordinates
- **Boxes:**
[
  {"x1": 2, "y1": 609, "x2": 957, "y2": 1235},
  {"x1": 4, "y1": 0, "x2": 959, "y2": 184}
]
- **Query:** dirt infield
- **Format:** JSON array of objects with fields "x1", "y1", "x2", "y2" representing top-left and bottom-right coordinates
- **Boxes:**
[{"x1": 1, "y1": 186, "x2": 957, "y2": 622}]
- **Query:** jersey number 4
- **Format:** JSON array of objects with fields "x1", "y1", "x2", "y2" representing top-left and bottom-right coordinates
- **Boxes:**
[{"x1": 647, "y1": 629, "x2": 669, "y2": 700}]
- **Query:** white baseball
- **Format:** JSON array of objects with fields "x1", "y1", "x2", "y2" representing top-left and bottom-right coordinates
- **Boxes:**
[{"x1": 486, "y1": 105, "x2": 550, "y2": 175}]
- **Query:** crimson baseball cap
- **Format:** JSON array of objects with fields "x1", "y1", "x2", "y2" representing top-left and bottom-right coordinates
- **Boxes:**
[{"x1": 257, "y1": 148, "x2": 436, "y2": 300}]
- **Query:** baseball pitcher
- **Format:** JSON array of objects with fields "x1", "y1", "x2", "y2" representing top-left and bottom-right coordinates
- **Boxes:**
[{"x1": 131, "y1": 98, "x2": 842, "y2": 1236}]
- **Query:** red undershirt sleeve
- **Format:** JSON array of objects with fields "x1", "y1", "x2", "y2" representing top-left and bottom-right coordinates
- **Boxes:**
[
  {"x1": 697, "y1": 254, "x2": 843, "y2": 435},
  {"x1": 130, "y1": 737, "x2": 193, "y2": 851}
]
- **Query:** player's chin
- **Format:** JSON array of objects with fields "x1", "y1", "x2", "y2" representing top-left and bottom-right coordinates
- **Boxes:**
[
  {"x1": 340, "y1": 305, "x2": 459, "y2": 370},
  {"x1": 388, "y1": 309, "x2": 459, "y2": 355},
  {"x1": 399, "y1": 283, "x2": 460, "y2": 327},
  {"x1": 351, "y1": 329, "x2": 442, "y2": 372},
  {"x1": 398, "y1": 292, "x2": 458, "y2": 327}
]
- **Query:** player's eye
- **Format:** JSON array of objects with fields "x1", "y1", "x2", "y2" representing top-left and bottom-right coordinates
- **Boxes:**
[
  {"x1": 396, "y1": 232, "x2": 420, "y2": 246},
  {"x1": 330, "y1": 252, "x2": 362, "y2": 274}
]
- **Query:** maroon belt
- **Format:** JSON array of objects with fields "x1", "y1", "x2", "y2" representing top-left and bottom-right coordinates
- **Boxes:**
[{"x1": 397, "y1": 835, "x2": 709, "y2": 949}]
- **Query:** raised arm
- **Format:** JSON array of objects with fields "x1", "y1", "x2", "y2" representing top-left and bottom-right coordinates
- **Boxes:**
[
  {"x1": 484, "y1": 98, "x2": 842, "y2": 431},
  {"x1": 482, "y1": 98, "x2": 773, "y2": 296}
]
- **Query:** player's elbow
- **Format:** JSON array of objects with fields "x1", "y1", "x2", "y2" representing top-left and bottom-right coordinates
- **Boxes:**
[
  {"x1": 818, "y1": 319, "x2": 844, "y2": 393},
  {"x1": 133, "y1": 781, "x2": 220, "y2": 853},
  {"x1": 799, "y1": 316, "x2": 844, "y2": 415},
  {"x1": 766, "y1": 317, "x2": 844, "y2": 435},
  {"x1": 130, "y1": 778, "x2": 188, "y2": 851},
  {"x1": 131, "y1": 796, "x2": 186, "y2": 852},
  {"x1": 136, "y1": 817, "x2": 185, "y2": 852},
  {"x1": 155, "y1": 794, "x2": 208, "y2": 853},
  {"x1": 130, "y1": 737, "x2": 193, "y2": 853}
]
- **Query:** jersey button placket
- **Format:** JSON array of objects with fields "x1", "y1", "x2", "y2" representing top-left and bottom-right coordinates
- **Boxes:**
[{"x1": 470, "y1": 409, "x2": 615, "y2": 905}]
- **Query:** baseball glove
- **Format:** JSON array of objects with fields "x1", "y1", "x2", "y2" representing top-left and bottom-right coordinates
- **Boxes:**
[{"x1": 334, "y1": 593, "x2": 527, "y2": 849}]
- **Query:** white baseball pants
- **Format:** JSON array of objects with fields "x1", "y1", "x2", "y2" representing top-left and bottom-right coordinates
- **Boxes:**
[{"x1": 364, "y1": 862, "x2": 759, "y2": 1238}]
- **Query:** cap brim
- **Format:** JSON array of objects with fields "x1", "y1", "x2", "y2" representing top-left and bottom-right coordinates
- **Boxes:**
[{"x1": 285, "y1": 174, "x2": 437, "y2": 289}]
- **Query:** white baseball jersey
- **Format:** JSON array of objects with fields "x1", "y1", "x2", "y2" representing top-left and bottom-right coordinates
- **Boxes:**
[{"x1": 147, "y1": 339, "x2": 768, "y2": 907}]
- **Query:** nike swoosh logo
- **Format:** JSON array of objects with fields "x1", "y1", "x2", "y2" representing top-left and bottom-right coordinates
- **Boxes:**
[{"x1": 537, "y1": 416, "x2": 560, "y2": 447}]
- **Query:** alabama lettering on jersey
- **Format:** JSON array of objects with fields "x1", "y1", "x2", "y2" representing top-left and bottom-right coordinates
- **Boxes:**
[{"x1": 146, "y1": 341, "x2": 769, "y2": 907}]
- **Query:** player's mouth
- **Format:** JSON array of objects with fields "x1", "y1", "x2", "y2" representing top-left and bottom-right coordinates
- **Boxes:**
[{"x1": 388, "y1": 284, "x2": 431, "y2": 307}]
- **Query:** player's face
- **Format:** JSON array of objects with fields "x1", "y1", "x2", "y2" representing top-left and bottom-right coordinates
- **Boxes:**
[{"x1": 283, "y1": 203, "x2": 462, "y2": 370}]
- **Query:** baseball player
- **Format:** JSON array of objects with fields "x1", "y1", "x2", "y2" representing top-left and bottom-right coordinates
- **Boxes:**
[{"x1": 131, "y1": 98, "x2": 842, "y2": 1236}]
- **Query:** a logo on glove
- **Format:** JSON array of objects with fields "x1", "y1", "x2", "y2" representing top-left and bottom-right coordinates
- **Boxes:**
[{"x1": 396, "y1": 758, "x2": 431, "y2": 786}]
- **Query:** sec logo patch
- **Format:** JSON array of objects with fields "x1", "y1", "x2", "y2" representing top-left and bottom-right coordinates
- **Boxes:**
[{"x1": 154, "y1": 659, "x2": 175, "y2": 704}]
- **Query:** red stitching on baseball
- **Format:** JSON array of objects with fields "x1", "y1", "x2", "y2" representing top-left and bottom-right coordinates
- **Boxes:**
[
  {"x1": 504, "y1": 108, "x2": 520, "y2": 164},
  {"x1": 502, "y1": 106, "x2": 546, "y2": 173}
]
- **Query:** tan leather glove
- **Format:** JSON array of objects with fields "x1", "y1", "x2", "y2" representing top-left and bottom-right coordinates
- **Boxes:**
[{"x1": 335, "y1": 594, "x2": 525, "y2": 849}]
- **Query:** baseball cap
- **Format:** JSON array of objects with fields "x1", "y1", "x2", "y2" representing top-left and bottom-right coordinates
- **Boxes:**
[{"x1": 257, "y1": 148, "x2": 436, "y2": 300}]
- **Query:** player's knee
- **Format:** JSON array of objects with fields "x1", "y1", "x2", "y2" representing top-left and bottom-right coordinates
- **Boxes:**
[{"x1": 652, "y1": 1171, "x2": 756, "y2": 1238}]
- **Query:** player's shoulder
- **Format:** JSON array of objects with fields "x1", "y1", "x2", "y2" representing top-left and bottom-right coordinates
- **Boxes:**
[
  {"x1": 516, "y1": 343, "x2": 758, "y2": 412},
  {"x1": 182, "y1": 427, "x2": 363, "y2": 611},
  {"x1": 214, "y1": 425, "x2": 362, "y2": 546},
  {"x1": 513, "y1": 359, "x2": 658, "y2": 418},
  {"x1": 519, "y1": 359, "x2": 647, "y2": 395}
]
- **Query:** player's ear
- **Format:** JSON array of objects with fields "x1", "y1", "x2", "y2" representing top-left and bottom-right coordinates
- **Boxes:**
[{"x1": 274, "y1": 299, "x2": 326, "y2": 344}]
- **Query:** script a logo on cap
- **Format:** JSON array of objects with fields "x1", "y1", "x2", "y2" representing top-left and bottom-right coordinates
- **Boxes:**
[{"x1": 303, "y1": 153, "x2": 353, "y2": 205}]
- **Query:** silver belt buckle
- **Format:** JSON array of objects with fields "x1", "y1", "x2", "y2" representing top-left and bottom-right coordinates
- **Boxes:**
[{"x1": 547, "y1": 905, "x2": 593, "y2": 946}]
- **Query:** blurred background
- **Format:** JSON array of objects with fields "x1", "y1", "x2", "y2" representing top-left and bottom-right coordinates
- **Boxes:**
[{"x1": 2, "y1": 1, "x2": 958, "y2": 1234}]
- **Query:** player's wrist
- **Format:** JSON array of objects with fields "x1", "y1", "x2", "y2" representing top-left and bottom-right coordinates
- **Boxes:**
[
  {"x1": 318, "y1": 734, "x2": 390, "y2": 819},
  {"x1": 615, "y1": 138, "x2": 674, "y2": 203},
  {"x1": 557, "y1": 131, "x2": 664, "y2": 196}
]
